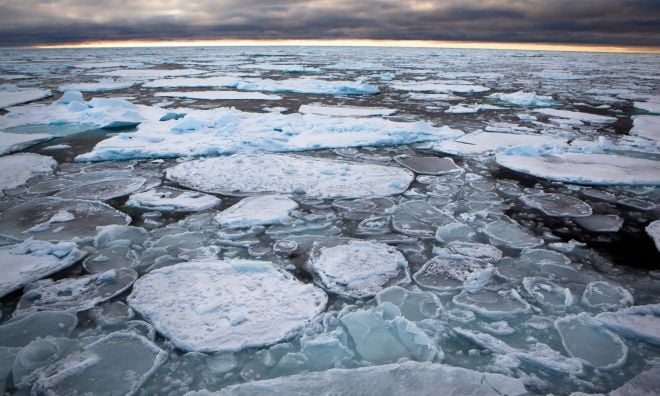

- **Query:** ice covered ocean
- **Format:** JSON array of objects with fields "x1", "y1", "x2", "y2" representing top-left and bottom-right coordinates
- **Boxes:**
[{"x1": 0, "y1": 46, "x2": 659, "y2": 395}]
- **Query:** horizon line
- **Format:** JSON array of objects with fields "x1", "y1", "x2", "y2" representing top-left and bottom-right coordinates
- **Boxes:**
[{"x1": 28, "y1": 38, "x2": 660, "y2": 54}]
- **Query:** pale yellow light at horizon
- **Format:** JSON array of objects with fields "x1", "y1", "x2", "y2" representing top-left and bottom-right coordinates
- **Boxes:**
[{"x1": 33, "y1": 39, "x2": 660, "y2": 54}]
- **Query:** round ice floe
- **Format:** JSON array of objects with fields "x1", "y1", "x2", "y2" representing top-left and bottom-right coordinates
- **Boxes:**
[
  {"x1": 394, "y1": 155, "x2": 461, "y2": 175},
  {"x1": 391, "y1": 200, "x2": 453, "y2": 238},
  {"x1": 496, "y1": 152, "x2": 660, "y2": 186},
  {"x1": 55, "y1": 177, "x2": 146, "y2": 201},
  {"x1": 376, "y1": 286, "x2": 443, "y2": 321},
  {"x1": 0, "y1": 240, "x2": 84, "y2": 298},
  {"x1": 522, "y1": 277, "x2": 573, "y2": 311},
  {"x1": 165, "y1": 154, "x2": 414, "y2": 199},
  {"x1": 436, "y1": 242, "x2": 503, "y2": 262},
  {"x1": 215, "y1": 195, "x2": 298, "y2": 228},
  {"x1": 582, "y1": 281, "x2": 634, "y2": 311},
  {"x1": 16, "y1": 268, "x2": 138, "y2": 314},
  {"x1": 0, "y1": 198, "x2": 131, "y2": 242},
  {"x1": 483, "y1": 220, "x2": 543, "y2": 249},
  {"x1": 0, "y1": 311, "x2": 78, "y2": 347},
  {"x1": 307, "y1": 239, "x2": 409, "y2": 299},
  {"x1": 596, "y1": 304, "x2": 660, "y2": 346},
  {"x1": 127, "y1": 260, "x2": 327, "y2": 353},
  {"x1": 0, "y1": 153, "x2": 56, "y2": 191},
  {"x1": 127, "y1": 186, "x2": 221, "y2": 212},
  {"x1": 555, "y1": 313, "x2": 627, "y2": 370},
  {"x1": 646, "y1": 220, "x2": 660, "y2": 252},
  {"x1": 453, "y1": 289, "x2": 531, "y2": 319},
  {"x1": 413, "y1": 255, "x2": 491, "y2": 292},
  {"x1": 519, "y1": 193, "x2": 592, "y2": 217},
  {"x1": 574, "y1": 214, "x2": 624, "y2": 232}
]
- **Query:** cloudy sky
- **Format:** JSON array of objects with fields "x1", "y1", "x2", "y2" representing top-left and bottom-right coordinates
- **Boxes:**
[{"x1": 0, "y1": 0, "x2": 658, "y2": 47}]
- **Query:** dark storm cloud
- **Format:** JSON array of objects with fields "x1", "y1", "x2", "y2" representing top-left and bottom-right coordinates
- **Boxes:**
[{"x1": 0, "y1": 0, "x2": 658, "y2": 46}]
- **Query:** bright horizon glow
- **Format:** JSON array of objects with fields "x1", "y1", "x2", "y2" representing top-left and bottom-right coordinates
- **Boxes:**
[{"x1": 31, "y1": 39, "x2": 660, "y2": 54}]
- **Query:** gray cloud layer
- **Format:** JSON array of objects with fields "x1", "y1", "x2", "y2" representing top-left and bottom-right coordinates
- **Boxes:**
[{"x1": 0, "y1": 0, "x2": 658, "y2": 46}]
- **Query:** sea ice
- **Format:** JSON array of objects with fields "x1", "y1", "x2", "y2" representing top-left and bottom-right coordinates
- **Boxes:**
[
  {"x1": 0, "y1": 240, "x2": 84, "y2": 298},
  {"x1": 596, "y1": 304, "x2": 660, "y2": 346},
  {"x1": 394, "y1": 155, "x2": 461, "y2": 175},
  {"x1": 127, "y1": 186, "x2": 221, "y2": 212},
  {"x1": 610, "y1": 367, "x2": 660, "y2": 396},
  {"x1": 375, "y1": 286, "x2": 443, "y2": 321},
  {"x1": 215, "y1": 195, "x2": 298, "y2": 228},
  {"x1": 306, "y1": 239, "x2": 409, "y2": 298},
  {"x1": 483, "y1": 220, "x2": 543, "y2": 249},
  {"x1": 646, "y1": 220, "x2": 660, "y2": 251},
  {"x1": 574, "y1": 214, "x2": 624, "y2": 232},
  {"x1": 204, "y1": 361, "x2": 526, "y2": 396},
  {"x1": 554, "y1": 313, "x2": 627, "y2": 370},
  {"x1": 391, "y1": 200, "x2": 453, "y2": 238},
  {"x1": 0, "y1": 86, "x2": 51, "y2": 108},
  {"x1": 298, "y1": 104, "x2": 396, "y2": 117},
  {"x1": 519, "y1": 193, "x2": 592, "y2": 217},
  {"x1": 0, "y1": 153, "x2": 56, "y2": 191},
  {"x1": 413, "y1": 255, "x2": 491, "y2": 292},
  {"x1": 445, "y1": 103, "x2": 503, "y2": 114},
  {"x1": 391, "y1": 81, "x2": 490, "y2": 94},
  {"x1": 496, "y1": 152, "x2": 660, "y2": 186},
  {"x1": 155, "y1": 91, "x2": 282, "y2": 100},
  {"x1": 32, "y1": 331, "x2": 166, "y2": 396},
  {"x1": 534, "y1": 108, "x2": 617, "y2": 123},
  {"x1": 434, "y1": 242, "x2": 503, "y2": 262},
  {"x1": 0, "y1": 132, "x2": 53, "y2": 155},
  {"x1": 0, "y1": 198, "x2": 131, "y2": 241},
  {"x1": 166, "y1": 154, "x2": 414, "y2": 199},
  {"x1": 54, "y1": 177, "x2": 146, "y2": 201},
  {"x1": 488, "y1": 91, "x2": 554, "y2": 107},
  {"x1": 453, "y1": 289, "x2": 531, "y2": 319},
  {"x1": 94, "y1": 68, "x2": 206, "y2": 79},
  {"x1": 634, "y1": 96, "x2": 660, "y2": 114},
  {"x1": 431, "y1": 132, "x2": 567, "y2": 156},
  {"x1": 127, "y1": 260, "x2": 327, "y2": 352},
  {"x1": 59, "y1": 80, "x2": 137, "y2": 92},
  {"x1": 339, "y1": 304, "x2": 439, "y2": 363},
  {"x1": 522, "y1": 277, "x2": 574, "y2": 311},
  {"x1": 582, "y1": 281, "x2": 634, "y2": 311},
  {"x1": 630, "y1": 115, "x2": 660, "y2": 146},
  {"x1": 0, "y1": 311, "x2": 78, "y2": 347}
]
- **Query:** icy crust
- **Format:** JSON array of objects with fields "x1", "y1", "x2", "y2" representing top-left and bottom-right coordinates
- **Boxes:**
[
  {"x1": 306, "y1": 239, "x2": 410, "y2": 299},
  {"x1": 534, "y1": 108, "x2": 617, "y2": 123},
  {"x1": 127, "y1": 186, "x2": 221, "y2": 212},
  {"x1": 298, "y1": 104, "x2": 396, "y2": 117},
  {"x1": 32, "y1": 331, "x2": 167, "y2": 396},
  {"x1": 554, "y1": 313, "x2": 627, "y2": 370},
  {"x1": 519, "y1": 193, "x2": 592, "y2": 217},
  {"x1": 155, "y1": 91, "x2": 282, "y2": 100},
  {"x1": 0, "y1": 241, "x2": 84, "y2": 298},
  {"x1": 630, "y1": 115, "x2": 660, "y2": 146},
  {"x1": 0, "y1": 198, "x2": 131, "y2": 242},
  {"x1": 431, "y1": 132, "x2": 567, "y2": 156},
  {"x1": 16, "y1": 268, "x2": 138, "y2": 314},
  {"x1": 215, "y1": 195, "x2": 298, "y2": 228},
  {"x1": 496, "y1": 152, "x2": 660, "y2": 186},
  {"x1": 0, "y1": 86, "x2": 52, "y2": 108},
  {"x1": 596, "y1": 304, "x2": 660, "y2": 346},
  {"x1": 488, "y1": 91, "x2": 554, "y2": 107},
  {"x1": 204, "y1": 361, "x2": 526, "y2": 396},
  {"x1": 166, "y1": 154, "x2": 415, "y2": 199},
  {"x1": 0, "y1": 153, "x2": 56, "y2": 191},
  {"x1": 0, "y1": 132, "x2": 53, "y2": 155},
  {"x1": 455, "y1": 328, "x2": 584, "y2": 376},
  {"x1": 144, "y1": 77, "x2": 379, "y2": 95},
  {"x1": 76, "y1": 107, "x2": 462, "y2": 161},
  {"x1": 127, "y1": 260, "x2": 328, "y2": 353},
  {"x1": 646, "y1": 220, "x2": 660, "y2": 252}
]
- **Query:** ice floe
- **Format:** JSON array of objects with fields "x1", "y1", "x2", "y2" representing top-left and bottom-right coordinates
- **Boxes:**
[
  {"x1": 431, "y1": 132, "x2": 567, "y2": 156},
  {"x1": 522, "y1": 277, "x2": 574, "y2": 311},
  {"x1": 413, "y1": 255, "x2": 491, "y2": 292},
  {"x1": 535, "y1": 108, "x2": 617, "y2": 123},
  {"x1": 574, "y1": 214, "x2": 624, "y2": 232},
  {"x1": 0, "y1": 311, "x2": 78, "y2": 347},
  {"x1": 94, "y1": 68, "x2": 206, "y2": 79},
  {"x1": 306, "y1": 239, "x2": 409, "y2": 299},
  {"x1": 0, "y1": 241, "x2": 84, "y2": 298},
  {"x1": 127, "y1": 186, "x2": 221, "y2": 212},
  {"x1": 0, "y1": 153, "x2": 56, "y2": 191},
  {"x1": 215, "y1": 195, "x2": 298, "y2": 228},
  {"x1": 0, "y1": 132, "x2": 53, "y2": 155},
  {"x1": 375, "y1": 286, "x2": 442, "y2": 321},
  {"x1": 483, "y1": 220, "x2": 543, "y2": 249},
  {"x1": 582, "y1": 281, "x2": 634, "y2": 311},
  {"x1": 54, "y1": 177, "x2": 146, "y2": 201},
  {"x1": 155, "y1": 91, "x2": 282, "y2": 100},
  {"x1": 298, "y1": 104, "x2": 396, "y2": 117},
  {"x1": 206, "y1": 361, "x2": 526, "y2": 396},
  {"x1": 610, "y1": 367, "x2": 660, "y2": 396},
  {"x1": 166, "y1": 154, "x2": 414, "y2": 199},
  {"x1": 596, "y1": 304, "x2": 660, "y2": 346},
  {"x1": 488, "y1": 91, "x2": 554, "y2": 107},
  {"x1": 646, "y1": 220, "x2": 660, "y2": 252},
  {"x1": 519, "y1": 193, "x2": 592, "y2": 217},
  {"x1": 127, "y1": 260, "x2": 327, "y2": 352},
  {"x1": 391, "y1": 81, "x2": 490, "y2": 94},
  {"x1": 453, "y1": 289, "x2": 531, "y2": 319},
  {"x1": 496, "y1": 152, "x2": 660, "y2": 186},
  {"x1": 630, "y1": 115, "x2": 660, "y2": 146},
  {"x1": 59, "y1": 80, "x2": 137, "y2": 92},
  {"x1": 394, "y1": 155, "x2": 461, "y2": 175},
  {"x1": 445, "y1": 103, "x2": 503, "y2": 114},
  {"x1": 0, "y1": 198, "x2": 131, "y2": 241},
  {"x1": 0, "y1": 86, "x2": 52, "y2": 108}
]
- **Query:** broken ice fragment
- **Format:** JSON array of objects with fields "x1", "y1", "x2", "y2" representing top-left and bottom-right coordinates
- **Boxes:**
[
  {"x1": 55, "y1": 177, "x2": 147, "y2": 201},
  {"x1": 0, "y1": 132, "x2": 53, "y2": 156},
  {"x1": 127, "y1": 186, "x2": 221, "y2": 212},
  {"x1": 483, "y1": 220, "x2": 543, "y2": 249},
  {"x1": 596, "y1": 304, "x2": 660, "y2": 346},
  {"x1": 215, "y1": 195, "x2": 298, "y2": 228},
  {"x1": 375, "y1": 286, "x2": 442, "y2": 321},
  {"x1": 394, "y1": 155, "x2": 461, "y2": 175},
  {"x1": 582, "y1": 281, "x2": 634, "y2": 312},
  {"x1": 574, "y1": 214, "x2": 624, "y2": 232},
  {"x1": 646, "y1": 220, "x2": 660, "y2": 252},
  {"x1": 0, "y1": 311, "x2": 77, "y2": 347},
  {"x1": 522, "y1": 276, "x2": 574, "y2": 311},
  {"x1": 453, "y1": 289, "x2": 531, "y2": 319},
  {"x1": 413, "y1": 255, "x2": 491, "y2": 292},
  {"x1": 0, "y1": 153, "x2": 56, "y2": 191},
  {"x1": 519, "y1": 193, "x2": 592, "y2": 217}
]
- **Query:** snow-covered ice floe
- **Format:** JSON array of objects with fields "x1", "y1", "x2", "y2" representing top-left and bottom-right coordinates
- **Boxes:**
[
  {"x1": 0, "y1": 153, "x2": 56, "y2": 191},
  {"x1": 519, "y1": 193, "x2": 592, "y2": 217},
  {"x1": 0, "y1": 86, "x2": 52, "y2": 108},
  {"x1": 596, "y1": 304, "x2": 660, "y2": 346},
  {"x1": 390, "y1": 81, "x2": 490, "y2": 94},
  {"x1": 534, "y1": 108, "x2": 617, "y2": 123},
  {"x1": 215, "y1": 195, "x2": 298, "y2": 228},
  {"x1": 58, "y1": 80, "x2": 137, "y2": 92},
  {"x1": 306, "y1": 239, "x2": 410, "y2": 298},
  {"x1": 298, "y1": 104, "x2": 396, "y2": 117},
  {"x1": 630, "y1": 115, "x2": 660, "y2": 146},
  {"x1": 127, "y1": 186, "x2": 221, "y2": 212},
  {"x1": 192, "y1": 361, "x2": 526, "y2": 396},
  {"x1": 496, "y1": 151, "x2": 660, "y2": 186},
  {"x1": 155, "y1": 91, "x2": 282, "y2": 100},
  {"x1": 488, "y1": 91, "x2": 554, "y2": 107},
  {"x1": 431, "y1": 132, "x2": 567, "y2": 156},
  {"x1": 127, "y1": 260, "x2": 327, "y2": 352},
  {"x1": 166, "y1": 154, "x2": 415, "y2": 199},
  {"x1": 0, "y1": 132, "x2": 53, "y2": 155},
  {"x1": 76, "y1": 107, "x2": 462, "y2": 161},
  {"x1": 0, "y1": 240, "x2": 84, "y2": 298},
  {"x1": 647, "y1": 220, "x2": 660, "y2": 252}
]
